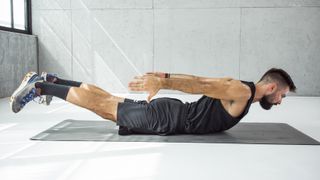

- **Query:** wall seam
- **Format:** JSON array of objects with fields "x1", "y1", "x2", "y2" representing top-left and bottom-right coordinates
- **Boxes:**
[
  {"x1": 152, "y1": 0, "x2": 155, "y2": 71},
  {"x1": 36, "y1": 36, "x2": 39, "y2": 74},
  {"x1": 70, "y1": 0, "x2": 74, "y2": 80},
  {"x1": 239, "y1": 8, "x2": 242, "y2": 80}
]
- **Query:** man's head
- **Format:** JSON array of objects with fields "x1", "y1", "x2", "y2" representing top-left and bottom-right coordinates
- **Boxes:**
[{"x1": 258, "y1": 68, "x2": 296, "y2": 110}]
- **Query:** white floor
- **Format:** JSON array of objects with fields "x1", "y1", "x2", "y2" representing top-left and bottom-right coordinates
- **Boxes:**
[{"x1": 0, "y1": 94, "x2": 320, "y2": 180}]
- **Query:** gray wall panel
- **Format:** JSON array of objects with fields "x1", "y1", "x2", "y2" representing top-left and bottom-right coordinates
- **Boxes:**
[
  {"x1": 32, "y1": 10, "x2": 72, "y2": 80},
  {"x1": 31, "y1": 1, "x2": 320, "y2": 96},
  {"x1": 0, "y1": 31, "x2": 37, "y2": 98},
  {"x1": 240, "y1": 8, "x2": 320, "y2": 96},
  {"x1": 71, "y1": 9, "x2": 153, "y2": 92},
  {"x1": 154, "y1": 9, "x2": 240, "y2": 78}
]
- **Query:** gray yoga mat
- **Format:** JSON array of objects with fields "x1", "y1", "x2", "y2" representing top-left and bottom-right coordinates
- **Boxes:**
[{"x1": 31, "y1": 119, "x2": 320, "y2": 145}]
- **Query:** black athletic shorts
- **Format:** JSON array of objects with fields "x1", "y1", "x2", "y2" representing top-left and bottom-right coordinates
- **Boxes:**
[{"x1": 116, "y1": 97, "x2": 188, "y2": 135}]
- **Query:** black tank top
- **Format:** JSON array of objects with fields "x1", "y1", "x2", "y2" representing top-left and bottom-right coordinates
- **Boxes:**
[{"x1": 184, "y1": 81, "x2": 256, "y2": 134}]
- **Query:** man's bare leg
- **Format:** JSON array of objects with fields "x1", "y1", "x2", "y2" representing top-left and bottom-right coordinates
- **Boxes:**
[
  {"x1": 46, "y1": 74, "x2": 125, "y2": 117},
  {"x1": 35, "y1": 78, "x2": 125, "y2": 121},
  {"x1": 66, "y1": 87, "x2": 124, "y2": 122},
  {"x1": 79, "y1": 83, "x2": 124, "y2": 103},
  {"x1": 80, "y1": 83, "x2": 107, "y2": 95},
  {"x1": 11, "y1": 72, "x2": 126, "y2": 119},
  {"x1": 43, "y1": 73, "x2": 123, "y2": 103}
]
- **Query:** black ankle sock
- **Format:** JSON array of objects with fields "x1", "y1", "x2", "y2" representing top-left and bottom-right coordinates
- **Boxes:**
[
  {"x1": 55, "y1": 78, "x2": 82, "y2": 87},
  {"x1": 35, "y1": 82, "x2": 71, "y2": 100}
]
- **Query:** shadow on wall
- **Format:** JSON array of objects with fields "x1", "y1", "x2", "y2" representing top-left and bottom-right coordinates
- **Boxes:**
[{"x1": 34, "y1": 0, "x2": 150, "y2": 94}]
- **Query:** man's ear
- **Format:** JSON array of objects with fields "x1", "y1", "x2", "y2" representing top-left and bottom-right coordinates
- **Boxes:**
[{"x1": 266, "y1": 83, "x2": 277, "y2": 95}]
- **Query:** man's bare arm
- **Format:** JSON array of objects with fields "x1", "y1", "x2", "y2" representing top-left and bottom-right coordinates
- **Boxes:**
[
  {"x1": 160, "y1": 76, "x2": 251, "y2": 101},
  {"x1": 147, "y1": 72, "x2": 199, "y2": 80},
  {"x1": 129, "y1": 73, "x2": 251, "y2": 101}
]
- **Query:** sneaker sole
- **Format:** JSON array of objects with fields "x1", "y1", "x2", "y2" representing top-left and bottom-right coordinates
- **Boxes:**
[{"x1": 10, "y1": 72, "x2": 38, "y2": 112}]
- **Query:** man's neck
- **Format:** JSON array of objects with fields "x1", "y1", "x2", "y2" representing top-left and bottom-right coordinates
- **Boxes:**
[{"x1": 253, "y1": 82, "x2": 267, "y2": 103}]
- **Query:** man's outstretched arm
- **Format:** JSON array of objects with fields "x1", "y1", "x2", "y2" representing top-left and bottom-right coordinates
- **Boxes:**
[
  {"x1": 129, "y1": 72, "x2": 251, "y2": 102},
  {"x1": 146, "y1": 72, "x2": 199, "y2": 80}
]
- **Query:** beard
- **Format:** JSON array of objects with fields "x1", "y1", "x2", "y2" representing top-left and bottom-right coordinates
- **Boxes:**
[{"x1": 259, "y1": 96, "x2": 274, "y2": 110}]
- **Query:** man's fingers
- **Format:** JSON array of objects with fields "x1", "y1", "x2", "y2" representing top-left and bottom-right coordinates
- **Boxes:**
[
  {"x1": 129, "y1": 78, "x2": 144, "y2": 85},
  {"x1": 128, "y1": 85, "x2": 142, "y2": 89},
  {"x1": 142, "y1": 74, "x2": 153, "y2": 78},
  {"x1": 128, "y1": 83, "x2": 144, "y2": 88},
  {"x1": 128, "y1": 81, "x2": 141, "y2": 85},
  {"x1": 129, "y1": 78, "x2": 145, "y2": 84},
  {"x1": 129, "y1": 87, "x2": 144, "y2": 91},
  {"x1": 128, "y1": 80, "x2": 146, "y2": 91}
]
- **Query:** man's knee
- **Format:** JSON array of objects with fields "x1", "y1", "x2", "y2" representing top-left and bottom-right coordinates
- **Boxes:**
[
  {"x1": 80, "y1": 83, "x2": 91, "y2": 91},
  {"x1": 92, "y1": 98, "x2": 118, "y2": 121},
  {"x1": 99, "y1": 111, "x2": 116, "y2": 121}
]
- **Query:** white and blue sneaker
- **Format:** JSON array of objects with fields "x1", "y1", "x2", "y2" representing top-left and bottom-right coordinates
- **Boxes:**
[
  {"x1": 10, "y1": 72, "x2": 43, "y2": 113},
  {"x1": 40, "y1": 72, "x2": 57, "y2": 105}
]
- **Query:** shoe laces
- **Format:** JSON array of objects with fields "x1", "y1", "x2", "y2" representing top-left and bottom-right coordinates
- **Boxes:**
[
  {"x1": 33, "y1": 96, "x2": 46, "y2": 104},
  {"x1": 20, "y1": 88, "x2": 46, "y2": 107},
  {"x1": 20, "y1": 88, "x2": 38, "y2": 107}
]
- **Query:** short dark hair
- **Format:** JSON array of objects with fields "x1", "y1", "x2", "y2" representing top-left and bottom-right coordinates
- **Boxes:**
[{"x1": 259, "y1": 68, "x2": 296, "y2": 92}]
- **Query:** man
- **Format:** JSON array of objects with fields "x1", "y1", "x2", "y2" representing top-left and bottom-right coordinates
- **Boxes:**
[{"x1": 10, "y1": 68, "x2": 296, "y2": 135}]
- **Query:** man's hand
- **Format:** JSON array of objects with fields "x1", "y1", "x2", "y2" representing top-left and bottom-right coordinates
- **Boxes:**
[{"x1": 128, "y1": 75, "x2": 162, "y2": 102}]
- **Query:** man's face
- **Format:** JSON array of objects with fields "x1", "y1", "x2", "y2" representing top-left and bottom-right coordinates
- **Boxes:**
[{"x1": 260, "y1": 86, "x2": 290, "y2": 110}]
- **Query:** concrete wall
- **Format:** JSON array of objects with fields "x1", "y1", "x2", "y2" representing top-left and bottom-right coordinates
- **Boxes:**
[
  {"x1": 32, "y1": 0, "x2": 320, "y2": 96},
  {"x1": 0, "y1": 30, "x2": 38, "y2": 98}
]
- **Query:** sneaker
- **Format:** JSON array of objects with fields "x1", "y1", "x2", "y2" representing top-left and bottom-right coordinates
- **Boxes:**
[
  {"x1": 40, "y1": 72, "x2": 57, "y2": 105},
  {"x1": 10, "y1": 72, "x2": 43, "y2": 113}
]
